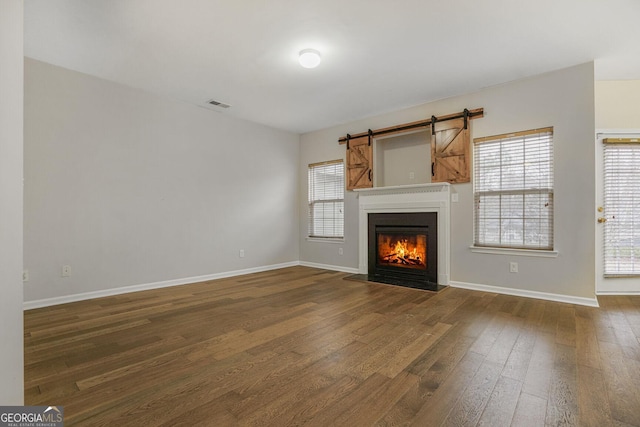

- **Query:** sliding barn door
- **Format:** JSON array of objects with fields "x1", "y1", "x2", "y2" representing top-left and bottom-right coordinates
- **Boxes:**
[
  {"x1": 346, "y1": 135, "x2": 373, "y2": 190},
  {"x1": 431, "y1": 118, "x2": 470, "y2": 183}
]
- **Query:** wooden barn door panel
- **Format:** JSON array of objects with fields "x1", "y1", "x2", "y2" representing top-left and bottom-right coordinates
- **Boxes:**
[
  {"x1": 346, "y1": 135, "x2": 373, "y2": 190},
  {"x1": 431, "y1": 118, "x2": 470, "y2": 183}
]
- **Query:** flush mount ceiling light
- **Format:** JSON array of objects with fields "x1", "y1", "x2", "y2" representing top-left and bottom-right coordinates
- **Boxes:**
[{"x1": 298, "y1": 49, "x2": 321, "y2": 69}]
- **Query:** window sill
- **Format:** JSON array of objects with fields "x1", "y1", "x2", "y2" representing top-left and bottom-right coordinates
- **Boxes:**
[
  {"x1": 306, "y1": 237, "x2": 345, "y2": 244},
  {"x1": 469, "y1": 246, "x2": 558, "y2": 258}
]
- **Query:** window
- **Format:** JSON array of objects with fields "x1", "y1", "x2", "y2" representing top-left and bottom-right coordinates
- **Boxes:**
[
  {"x1": 473, "y1": 127, "x2": 554, "y2": 250},
  {"x1": 603, "y1": 141, "x2": 640, "y2": 276},
  {"x1": 308, "y1": 160, "x2": 344, "y2": 238}
]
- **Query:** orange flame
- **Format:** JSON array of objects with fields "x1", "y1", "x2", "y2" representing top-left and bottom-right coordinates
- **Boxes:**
[
  {"x1": 378, "y1": 234, "x2": 427, "y2": 268},
  {"x1": 393, "y1": 239, "x2": 421, "y2": 260}
]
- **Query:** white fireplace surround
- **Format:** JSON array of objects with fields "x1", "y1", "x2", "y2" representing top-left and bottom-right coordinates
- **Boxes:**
[{"x1": 355, "y1": 183, "x2": 451, "y2": 286}]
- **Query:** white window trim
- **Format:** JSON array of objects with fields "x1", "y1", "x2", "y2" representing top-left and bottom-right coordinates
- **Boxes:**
[
  {"x1": 470, "y1": 245, "x2": 558, "y2": 258},
  {"x1": 306, "y1": 237, "x2": 345, "y2": 244}
]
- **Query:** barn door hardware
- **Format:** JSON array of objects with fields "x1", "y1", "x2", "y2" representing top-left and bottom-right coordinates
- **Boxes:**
[
  {"x1": 346, "y1": 133, "x2": 351, "y2": 150},
  {"x1": 338, "y1": 107, "x2": 483, "y2": 144}
]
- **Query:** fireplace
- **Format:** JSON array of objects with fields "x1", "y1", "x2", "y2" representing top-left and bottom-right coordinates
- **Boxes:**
[
  {"x1": 355, "y1": 183, "x2": 451, "y2": 290},
  {"x1": 368, "y1": 212, "x2": 439, "y2": 290}
]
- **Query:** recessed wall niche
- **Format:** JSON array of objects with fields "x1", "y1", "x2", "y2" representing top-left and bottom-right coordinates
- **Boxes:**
[{"x1": 374, "y1": 130, "x2": 431, "y2": 187}]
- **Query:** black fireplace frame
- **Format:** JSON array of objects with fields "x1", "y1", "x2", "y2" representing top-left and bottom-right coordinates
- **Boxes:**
[{"x1": 368, "y1": 212, "x2": 439, "y2": 291}]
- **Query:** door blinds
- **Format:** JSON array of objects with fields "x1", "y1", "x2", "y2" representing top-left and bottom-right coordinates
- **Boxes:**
[{"x1": 603, "y1": 140, "x2": 640, "y2": 276}]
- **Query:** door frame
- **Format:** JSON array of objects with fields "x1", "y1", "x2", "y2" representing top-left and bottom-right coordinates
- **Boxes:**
[{"x1": 595, "y1": 128, "x2": 640, "y2": 295}]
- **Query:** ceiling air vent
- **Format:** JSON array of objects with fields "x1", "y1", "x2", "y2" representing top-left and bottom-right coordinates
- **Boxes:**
[{"x1": 206, "y1": 99, "x2": 231, "y2": 109}]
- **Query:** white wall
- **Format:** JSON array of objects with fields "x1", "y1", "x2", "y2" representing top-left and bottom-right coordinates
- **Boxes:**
[
  {"x1": 596, "y1": 80, "x2": 640, "y2": 129},
  {"x1": 300, "y1": 63, "x2": 596, "y2": 300},
  {"x1": 375, "y1": 130, "x2": 431, "y2": 187},
  {"x1": 24, "y1": 59, "x2": 300, "y2": 303},
  {"x1": 0, "y1": 0, "x2": 24, "y2": 405}
]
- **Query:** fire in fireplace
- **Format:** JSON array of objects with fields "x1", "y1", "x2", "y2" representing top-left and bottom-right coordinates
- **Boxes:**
[
  {"x1": 377, "y1": 231, "x2": 427, "y2": 270},
  {"x1": 368, "y1": 212, "x2": 440, "y2": 291}
]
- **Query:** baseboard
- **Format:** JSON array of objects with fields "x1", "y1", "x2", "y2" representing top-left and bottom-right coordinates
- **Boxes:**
[
  {"x1": 23, "y1": 261, "x2": 299, "y2": 310},
  {"x1": 449, "y1": 281, "x2": 600, "y2": 307},
  {"x1": 298, "y1": 261, "x2": 360, "y2": 274},
  {"x1": 596, "y1": 290, "x2": 640, "y2": 295},
  {"x1": 27, "y1": 263, "x2": 600, "y2": 310}
]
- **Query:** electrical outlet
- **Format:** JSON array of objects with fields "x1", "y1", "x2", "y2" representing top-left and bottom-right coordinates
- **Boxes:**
[
  {"x1": 452, "y1": 193, "x2": 459, "y2": 203},
  {"x1": 338, "y1": 247, "x2": 344, "y2": 255},
  {"x1": 509, "y1": 262, "x2": 518, "y2": 273},
  {"x1": 62, "y1": 265, "x2": 71, "y2": 277},
  {"x1": 23, "y1": 269, "x2": 29, "y2": 282},
  {"x1": 409, "y1": 171, "x2": 415, "y2": 180},
  {"x1": 239, "y1": 249, "x2": 245, "y2": 258}
]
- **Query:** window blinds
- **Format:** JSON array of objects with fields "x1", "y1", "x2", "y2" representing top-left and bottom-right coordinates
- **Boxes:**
[
  {"x1": 473, "y1": 127, "x2": 554, "y2": 250},
  {"x1": 308, "y1": 160, "x2": 345, "y2": 238},
  {"x1": 603, "y1": 142, "x2": 640, "y2": 276}
]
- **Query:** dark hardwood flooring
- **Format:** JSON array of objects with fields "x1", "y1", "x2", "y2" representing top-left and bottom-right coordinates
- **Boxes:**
[{"x1": 24, "y1": 266, "x2": 640, "y2": 426}]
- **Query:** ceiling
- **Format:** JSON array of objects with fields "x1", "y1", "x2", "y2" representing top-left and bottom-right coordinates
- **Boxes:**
[{"x1": 24, "y1": 0, "x2": 640, "y2": 134}]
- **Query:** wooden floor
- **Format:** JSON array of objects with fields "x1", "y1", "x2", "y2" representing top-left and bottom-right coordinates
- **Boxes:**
[{"x1": 24, "y1": 266, "x2": 640, "y2": 426}]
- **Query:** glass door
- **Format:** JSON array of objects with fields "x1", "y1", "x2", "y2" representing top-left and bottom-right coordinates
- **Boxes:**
[{"x1": 596, "y1": 132, "x2": 640, "y2": 293}]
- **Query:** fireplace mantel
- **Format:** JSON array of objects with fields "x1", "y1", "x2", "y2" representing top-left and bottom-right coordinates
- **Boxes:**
[
  {"x1": 356, "y1": 183, "x2": 451, "y2": 286},
  {"x1": 354, "y1": 182, "x2": 451, "y2": 196}
]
